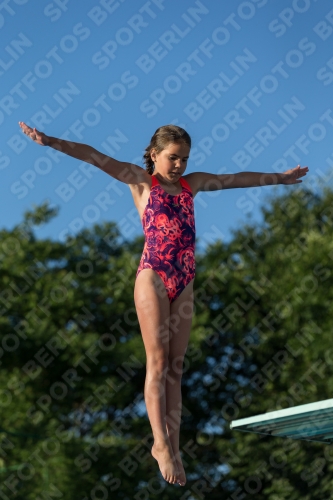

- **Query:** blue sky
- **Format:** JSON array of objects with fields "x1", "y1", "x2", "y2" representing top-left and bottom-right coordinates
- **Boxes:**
[{"x1": 2, "y1": 0, "x2": 333, "y2": 250}]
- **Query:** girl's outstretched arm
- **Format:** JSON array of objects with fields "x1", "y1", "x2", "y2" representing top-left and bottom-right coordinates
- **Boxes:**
[
  {"x1": 18, "y1": 122, "x2": 149, "y2": 185},
  {"x1": 188, "y1": 165, "x2": 309, "y2": 193},
  {"x1": 187, "y1": 165, "x2": 309, "y2": 195}
]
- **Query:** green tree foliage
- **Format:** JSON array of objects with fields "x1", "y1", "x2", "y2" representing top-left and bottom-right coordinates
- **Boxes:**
[{"x1": 1, "y1": 189, "x2": 333, "y2": 499}]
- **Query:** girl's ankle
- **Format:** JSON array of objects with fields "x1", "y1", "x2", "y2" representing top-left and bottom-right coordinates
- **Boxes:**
[{"x1": 153, "y1": 441, "x2": 171, "y2": 451}]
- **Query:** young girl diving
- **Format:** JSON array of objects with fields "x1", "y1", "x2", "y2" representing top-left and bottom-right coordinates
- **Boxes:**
[{"x1": 18, "y1": 121, "x2": 309, "y2": 487}]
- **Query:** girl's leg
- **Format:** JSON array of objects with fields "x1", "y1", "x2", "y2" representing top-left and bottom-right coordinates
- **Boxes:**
[
  {"x1": 166, "y1": 280, "x2": 194, "y2": 486},
  {"x1": 134, "y1": 270, "x2": 180, "y2": 485}
]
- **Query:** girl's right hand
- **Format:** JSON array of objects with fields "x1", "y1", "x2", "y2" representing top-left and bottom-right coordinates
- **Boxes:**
[{"x1": 19, "y1": 121, "x2": 49, "y2": 146}]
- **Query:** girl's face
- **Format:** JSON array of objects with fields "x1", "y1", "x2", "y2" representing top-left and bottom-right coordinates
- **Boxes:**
[{"x1": 151, "y1": 142, "x2": 190, "y2": 182}]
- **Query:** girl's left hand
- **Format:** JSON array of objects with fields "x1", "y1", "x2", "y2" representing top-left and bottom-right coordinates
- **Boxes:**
[
  {"x1": 281, "y1": 165, "x2": 309, "y2": 184},
  {"x1": 19, "y1": 122, "x2": 49, "y2": 146}
]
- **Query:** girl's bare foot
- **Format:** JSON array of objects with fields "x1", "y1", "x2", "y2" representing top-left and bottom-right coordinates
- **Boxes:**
[
  {"x1": 151, "y1": 442, "x2": 179, "y2": 484},
  {"x1": 174, "y1": 451, "x2": 186, "y2": 486}
]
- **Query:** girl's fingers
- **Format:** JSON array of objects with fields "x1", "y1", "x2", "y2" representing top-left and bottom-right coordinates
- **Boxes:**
[
  {"x1": 19, "y1": 122, "x2": 42, "y2": 143},
  {"x1": 20, "y1": 123, "x2": 32, "y2": 135}
]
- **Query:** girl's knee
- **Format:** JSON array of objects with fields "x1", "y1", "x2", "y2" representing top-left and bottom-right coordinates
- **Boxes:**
[{"x1": 147, "y1": 353, "x2": 169, "y2": 376}]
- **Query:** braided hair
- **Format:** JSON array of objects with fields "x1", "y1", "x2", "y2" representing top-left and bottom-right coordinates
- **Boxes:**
[{"x1": 143, "y1": 125, "x2": 191, "y2": 175}]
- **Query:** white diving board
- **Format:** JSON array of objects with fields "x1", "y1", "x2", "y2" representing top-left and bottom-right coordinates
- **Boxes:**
[{"x1": 230, "y1": 398, "x2": 333, "y2": 444}]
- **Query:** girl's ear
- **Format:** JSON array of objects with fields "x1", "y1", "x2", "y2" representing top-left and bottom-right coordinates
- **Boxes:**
[{"x1": 150, "y1": 148, "x2": 157, "y2": 162}]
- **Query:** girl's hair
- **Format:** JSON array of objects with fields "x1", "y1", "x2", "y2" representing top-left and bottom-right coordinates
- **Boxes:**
[{"x1": 143, "y1": 125, "x2": 191, "y2": 175}]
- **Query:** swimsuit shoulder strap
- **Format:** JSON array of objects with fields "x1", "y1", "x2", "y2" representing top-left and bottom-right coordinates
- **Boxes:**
[
  {"x1": 151, "y1": 175, "x2": 159, "y2": 188},
  {"x1": 180, "y1": 177, "x2": 193, "y2": 194}
]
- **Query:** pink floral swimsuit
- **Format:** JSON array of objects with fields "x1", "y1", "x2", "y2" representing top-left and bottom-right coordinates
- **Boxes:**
[{"x1": 136, "y1": 175, "x2": 196, "y2": 303}]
